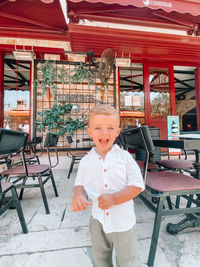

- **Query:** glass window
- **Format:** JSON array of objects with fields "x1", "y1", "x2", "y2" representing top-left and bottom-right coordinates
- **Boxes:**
[
  {"x1": 120, "y1": 63, "x2": 144, "y2": 115},
  {"x1": 3, "y1": 58, "x2": 30, "y2": 132},
  {"x1": 149, "y1": 67, "x2": 170, "y2": 118}
]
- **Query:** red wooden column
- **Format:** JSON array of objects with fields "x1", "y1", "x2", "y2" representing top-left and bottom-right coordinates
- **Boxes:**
[
  {"x1": 195, "y1": 67, "x2": 200, "y2": 130},
  {"x1": 0, "y1": 54, "x2": 4, "y2": 127}
]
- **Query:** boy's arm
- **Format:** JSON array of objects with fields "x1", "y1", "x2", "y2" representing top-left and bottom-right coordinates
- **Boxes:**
[
  {"x1": 98, "y1": 186, "x2": 142, "y2": 210},
  {"x1": 71, "y1": 185, "x2": 92, "y2": 211}
]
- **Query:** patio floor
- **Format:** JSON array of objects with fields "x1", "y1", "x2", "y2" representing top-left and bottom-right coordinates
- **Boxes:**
[{"x1": 0, "y1": 154, "x2": 200, "y2": 267}]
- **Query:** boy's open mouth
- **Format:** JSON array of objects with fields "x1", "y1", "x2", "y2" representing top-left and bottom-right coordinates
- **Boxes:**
[{"x1": 99, "y1": 139, "x2": 109, "y2": 146}]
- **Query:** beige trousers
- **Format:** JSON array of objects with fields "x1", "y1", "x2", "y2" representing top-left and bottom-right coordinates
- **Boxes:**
[{"x1": 90, "y1": 217, "x2": 141, "y2": 267}]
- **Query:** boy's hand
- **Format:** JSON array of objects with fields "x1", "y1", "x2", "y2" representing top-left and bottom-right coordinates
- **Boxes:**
[
  {"x1": 98, "y1": 193, "x2": 115, "y2": 210},
  {"x1": 71, "y1": 195, "x2": 92, "y2": 211}
]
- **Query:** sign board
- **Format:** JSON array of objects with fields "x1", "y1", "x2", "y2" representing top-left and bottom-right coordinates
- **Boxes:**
[
  {"x1": 125, "y1": 95, "x2": 132, "y2": 106},
  {"x1": 167, "y1": 115, "x2": 181, "y2": 156},
  {"x1": 132, "y1": 95, "x2": 141, "y2": 106}
]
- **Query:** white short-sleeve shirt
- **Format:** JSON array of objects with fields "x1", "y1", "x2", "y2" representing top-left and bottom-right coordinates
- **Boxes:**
[{"x1": 75, "y1": 144, "x2": 145, "y2": 233}]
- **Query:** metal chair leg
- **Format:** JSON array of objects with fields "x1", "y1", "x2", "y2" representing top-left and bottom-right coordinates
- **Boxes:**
[
  {"x1": 67, "y1": 157, "x2": 75, "y2": 179},
  {"x1": 19, "y1": 177, "x2": 28, "y2": 200},
  {"x1": 50, "y1": 170, "x2": 58, "y2": 197},
  {"x1": 36, "y1": 156, "x2": 40, "y2": 164},
  {"x1": 175, "y1": 196, "x2": 181, "y2": 208},
  {"x1": 38, "y1": 177, "x2": 50, "y2": 214},
  {"x1": 166, "y1": 196, "x2": 173, "y2": 209},
  {"x1": 11, "y1": 187, "x2": 28, "y2": 234},
  {"x1": 147, "y1": 197, "x2": 165, "y2": 267}
]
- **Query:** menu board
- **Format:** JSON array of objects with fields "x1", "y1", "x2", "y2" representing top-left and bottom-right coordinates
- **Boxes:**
[{"x1": 167, "y1": 116, "x2": 181, "y2": 156}]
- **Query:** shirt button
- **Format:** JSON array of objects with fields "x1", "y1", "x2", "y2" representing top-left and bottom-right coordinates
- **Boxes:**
[
  {"x1": 106, "y1": 212, "x2": 109, "y2": 216},
  {"x1": 105, "y1": 184, "x2": 108, "y2": 188},
  {"x1": 104, "y1": 169, "x2": 107, "y2": 172}
]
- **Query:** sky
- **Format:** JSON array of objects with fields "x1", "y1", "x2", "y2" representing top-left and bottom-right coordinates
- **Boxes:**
[{"x1": 4, "y1": 90, "x2": 30, "y2": 111}]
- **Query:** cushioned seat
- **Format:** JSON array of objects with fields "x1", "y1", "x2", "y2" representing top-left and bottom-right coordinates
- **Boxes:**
[
  {"x1": 2, "y1": 164, "x2": 50, "y2": 176},
  {"x1": 146, "y1": 171, "x2": 200, "y2": 192},
  {"x1": 137, "y1": 160, "x2": 158, "y2": 171},
  {"x1": 69, "y1": 151, "x2": 88, "y2": 158},
  {"x1": 1, "y1": 181, "x2": 12, "y2": 192},
  {"x1": 0, "y1": 154, "x2": 8, "y2": 159},
  {"x1": 156, "y1": 159, "x2": 194, "y2": 170}
]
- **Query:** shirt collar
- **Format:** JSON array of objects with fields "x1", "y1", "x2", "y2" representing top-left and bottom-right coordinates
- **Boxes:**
[{"x1": 89, "y1": 144, "x2": 120, "y2": 158}]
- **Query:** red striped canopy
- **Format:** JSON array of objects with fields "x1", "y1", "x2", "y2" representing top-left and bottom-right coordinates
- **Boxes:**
[{"x1": 68, "y1": 0, "x2": 200, "y2": 16}]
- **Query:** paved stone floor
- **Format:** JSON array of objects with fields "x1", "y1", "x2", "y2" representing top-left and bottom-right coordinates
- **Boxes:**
[{"x1": 0, "y1": 154, "x2": 200, "y2": 267}]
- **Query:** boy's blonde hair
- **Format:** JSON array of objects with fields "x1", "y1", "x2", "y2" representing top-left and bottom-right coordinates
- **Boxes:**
[{"x1": 88, "y1": 104, "x2": 120, "y2": 126}]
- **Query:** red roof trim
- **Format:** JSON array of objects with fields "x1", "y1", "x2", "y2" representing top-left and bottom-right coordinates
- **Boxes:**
[
  {"x1": 68, "y1": 0, "x2": 200, "y2": 16},
  {"x1": 0, "y1": 44, "x2": 68, "y2": 60},
  {"x1": 68, "y1": 23, "x2": 200, "y2": 64}
]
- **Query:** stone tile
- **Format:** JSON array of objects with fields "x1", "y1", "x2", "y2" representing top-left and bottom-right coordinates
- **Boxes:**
[
  {"x1": 60, "y1": 204, "x2": 91, "y2": 229},
  {"x1": 0, "y1": 228, "x2": 91, "y2": 255},
  {"x1": 1, "y1": 155, "x2": 200, "y2": 267},
  {"x1": 0, "y1": 248, "x2": 93, "y2": 267},
  {"x1": 138, "y1": 239, "x2": 174, "y2": 267}
]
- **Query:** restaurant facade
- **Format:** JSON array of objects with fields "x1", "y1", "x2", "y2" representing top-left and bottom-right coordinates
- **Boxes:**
[{"x1": 0, "y1": 0, "x2": 200, "y2": 147}]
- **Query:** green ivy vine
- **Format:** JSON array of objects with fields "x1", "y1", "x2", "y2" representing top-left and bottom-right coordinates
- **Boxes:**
[
  {"x1": 34, "y1": 61, "x2": 58, "y2": 103},
  {"x1": 34, "y1": 60, "x2": 108, "y2": 136},
  {"x1": 37, "y1": 103, "x2": 85, "y2": 136}
]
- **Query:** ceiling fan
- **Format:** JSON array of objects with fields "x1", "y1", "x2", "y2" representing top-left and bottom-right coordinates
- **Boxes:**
[{"x1": 98, "y1": 48, "x2": 114, "y2": 84}]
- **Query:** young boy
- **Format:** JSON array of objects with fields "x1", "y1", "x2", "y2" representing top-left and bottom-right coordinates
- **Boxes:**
[{"x1": 71, "y1": 105, "x2": 144, "y2": 267}]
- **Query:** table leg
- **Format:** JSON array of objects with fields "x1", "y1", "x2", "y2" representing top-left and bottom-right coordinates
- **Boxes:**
[
  {"x1": 166, "y1": 149, "x2": 200, "y2": 235},
  {"x1": 166, "y1": 194, "x2": 200, "y2": 235},
  {"x1": 166, "y1": 214, "x2": 200, "y2": 235},
  {"x1": 193, "y1": 150, "x2": 200, "y2": 179}
]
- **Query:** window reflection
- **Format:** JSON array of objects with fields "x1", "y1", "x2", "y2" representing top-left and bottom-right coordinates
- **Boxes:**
[
  {"x1": 149, "y1": 67, "x2": 170, "y2": 118},
  {"x1": 120, "y1": 63, "x2": 144, "y2": 114},
  {"x1": 3, "y1": 59, "x2": 30, "y2": 132}
]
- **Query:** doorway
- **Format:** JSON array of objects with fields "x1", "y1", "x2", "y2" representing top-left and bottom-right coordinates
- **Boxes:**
[
  {"x1": 119, "y1": 62, "x2": 175, "y2": 139},
  {"x1": 3, "y1": 57, "x2": 30, "y2": 134},
  {"x1": 174, "y1": 66, "x2": 196, "y2": 132},
  {"x1": 119, "y1": 63, "x2": 145, "y2": 129},
  {"x1": 144, "y1": 63, "x2": 175, "y2": 139}
]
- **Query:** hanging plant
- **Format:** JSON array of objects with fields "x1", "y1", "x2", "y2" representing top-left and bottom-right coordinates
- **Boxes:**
[
  {"x1": 37, "y1": 103, "x2": 86, "y2": 136},
  {"x1": 34, "y1": 59, "x2": 110, "y2": 137},
  {"x1": 34, "y1": 60, "x2": 58, "y2": 103},
  {"x1": 71, "y1": 62, "x2": 95, "y2": 86},
  {"x1": 60, "y1": 68, "x2": 70, "y2": 84},
  {"x1": 34, "y1": 61, "x2": 107, "y2": 101},
  {"x1": 58, "y1": 62, "x2": 99, "y2": 89}
]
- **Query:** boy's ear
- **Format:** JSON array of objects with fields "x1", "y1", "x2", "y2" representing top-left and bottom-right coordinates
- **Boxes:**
[
  {"x1": 117, "y1": 128, "x2": 121, "y2": 136},
  {"x1": 87, "y1": 127, "x2": 92, "y2": 137}
]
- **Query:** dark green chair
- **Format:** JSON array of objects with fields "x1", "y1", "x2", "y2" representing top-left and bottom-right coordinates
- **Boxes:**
[
  {"x1": 0, "y1": 130, "x2": 59, "y2": 214},
  {"x1": 66, "y1": 135, "x2": 89, "y2": 179},
  {"x1": 121, "y1": 126, "x2": 200, "y2": 267},
  {"x1": 0, "y1": 128, "x2": 28, "y2": 234},
  {"x1": 11, "y1": 136, "x2": 43, "y2": 166},
  {"x1": 44, "y1": 132, "x2": 59, "y2": 168}
]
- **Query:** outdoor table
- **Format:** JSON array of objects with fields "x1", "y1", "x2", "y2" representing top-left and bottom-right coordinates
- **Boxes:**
[
  {"x1": 153, "y1": 138, "x2": 200, "y2": 235},
  {"x1": 153, "y1": 138, "x2": 200, "y2": 178}
]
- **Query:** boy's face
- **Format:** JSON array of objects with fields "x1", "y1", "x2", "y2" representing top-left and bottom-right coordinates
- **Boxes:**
[{"x1": 88, "y1": 114, "x2": 121, "y2": 156}]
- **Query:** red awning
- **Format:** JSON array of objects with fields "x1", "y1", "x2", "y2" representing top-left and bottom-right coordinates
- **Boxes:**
[{"x1": 68, "y1": 0, "x2": 200, "y2": 16}]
